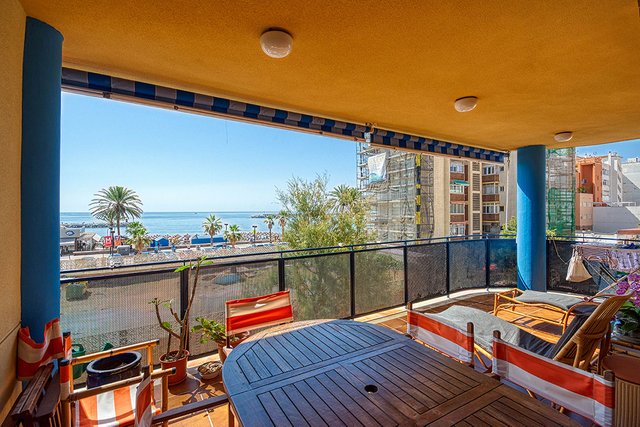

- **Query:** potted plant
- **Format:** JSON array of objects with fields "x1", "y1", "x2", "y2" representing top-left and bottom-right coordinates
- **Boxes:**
[
  {"x1": 614, "y1": 273, "x2": 640, "y2": 342},
  {"x1": 191, "y1": 317, "x2": 250, "y2": 363},
  {"x1": 150, "y1": 255, "x2": 211, "y2": 384}
]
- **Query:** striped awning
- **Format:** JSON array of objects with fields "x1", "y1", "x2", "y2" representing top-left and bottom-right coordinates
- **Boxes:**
[
  {"x1": 452, "y1": 180, "x2": 469, "y2": 186},
  {"x1": 61, "y1": 68, "x2": 506, "y2": 163}
]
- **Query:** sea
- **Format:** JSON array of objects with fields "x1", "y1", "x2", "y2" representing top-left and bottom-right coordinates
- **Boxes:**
[{"x1": 60, "y1": 212, "x2": 277, "y2": 237}]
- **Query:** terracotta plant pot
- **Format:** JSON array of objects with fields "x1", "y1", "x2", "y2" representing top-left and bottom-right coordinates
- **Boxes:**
[
  {"x1": 216, "y1": 332, "x2": 250, "y2": 364},
  {"x1": 160, "y1": 350, "x2": 190, "y2": 385},
  {"x1": 216, "y1": 341, "x2": 228, "y2": 363}
]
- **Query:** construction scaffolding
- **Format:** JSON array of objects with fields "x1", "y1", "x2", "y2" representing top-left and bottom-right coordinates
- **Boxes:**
[
  {"x1": 357, "y1": 143, "x2": 434, "y2": 241},
  {"x1": 546, "y1": 148, "x2": 576, "y2": 236}
]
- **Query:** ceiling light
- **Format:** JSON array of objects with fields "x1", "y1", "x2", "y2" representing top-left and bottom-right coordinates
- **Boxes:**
[
  {"x1": 554, "y1": 131, "x2": 573, "y2": 143},
  {"x1": 260, "y1": 30, "x2": 293, "y2": 58},
  {"x1": 454, "y1": 97, "x2": 478, "y2": 112}
]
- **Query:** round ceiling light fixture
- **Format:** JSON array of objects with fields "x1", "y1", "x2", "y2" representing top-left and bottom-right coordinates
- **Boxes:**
[
  {"x1": 260, "y1": 29, "x2": 293, "y2": 58},
  {"x1": 454, "y1": 97, "x2": 478, "y2": 112},
  {"x1": 554, "y1": 131, "x2": 573, "y2": 143}
]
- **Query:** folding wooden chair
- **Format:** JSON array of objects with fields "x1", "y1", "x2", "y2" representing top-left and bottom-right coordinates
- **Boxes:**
[
  {"x1": 492, "y1": 330, "x2": 615, "y2": 427},
  {"x1": 406, "y1": 302, "x2": 474, "y2": 368},
  {"x1": 224, "y1": 290, "x2": 293, "y2": 351}
]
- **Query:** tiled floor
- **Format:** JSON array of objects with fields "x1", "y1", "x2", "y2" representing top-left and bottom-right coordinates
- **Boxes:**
[{"x1": 156, "y1": 290, "x2": 569, "y2": 425}]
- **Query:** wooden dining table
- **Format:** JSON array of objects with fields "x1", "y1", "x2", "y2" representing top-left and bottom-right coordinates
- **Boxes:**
[{"x1": 222, "y1": 319, "x2": 578, "y2": 426}]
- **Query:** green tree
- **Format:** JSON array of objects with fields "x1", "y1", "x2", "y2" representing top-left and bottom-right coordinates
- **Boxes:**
[
  {"x1": 224, "y1": 224, "x2": 242, "y2": 248},
  {"x1": 90, "y1": 186, "x2": 143, "y2": 237},
  {"x1": 264, "y1": 215, "x2": 276, "y2": 243},
  {"x1": 277, "y1": 210, "x2": 288, "y2": 242},
  {"x1": 329, "y1": 184, "x2": 362, "y2": 214},
  {"x1": 203, "y1": 214, "x2": 223, "y2": 246},
  {"x1": 265, "y1": 176, "x2": 400, "y2": 320},
  {"x1": 126, "y1": 221, "x2": 151, "y2": 253},
  {"x1": 500, "y1": 216, "x2": 557, "y2": 237}
]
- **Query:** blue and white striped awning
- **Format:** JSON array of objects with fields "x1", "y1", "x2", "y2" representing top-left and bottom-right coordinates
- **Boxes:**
[{"x1": 61, "y1": 68, "x2": 505, "y2": 163}]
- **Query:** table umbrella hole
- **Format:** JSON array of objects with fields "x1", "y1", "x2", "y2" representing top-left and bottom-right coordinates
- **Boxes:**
[{"x1": 364, "y1": 384, "x2": 378, "y2": 394}]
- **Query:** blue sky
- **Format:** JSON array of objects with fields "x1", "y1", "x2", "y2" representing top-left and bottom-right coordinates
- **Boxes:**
[
  {"x1": 61, "y1": 93, "x2": 357, "y2": 212},
  {"x1": 576, "y1": 140, "x2": 640, "y2": 159}
]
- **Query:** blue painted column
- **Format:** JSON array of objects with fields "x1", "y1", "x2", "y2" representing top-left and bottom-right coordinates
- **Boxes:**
[
  {"x1": 516, "y1": 145, "x2": 547, "y2": 291},
  {"x1": 21, "y1": 18, "x2": 63, "y2": 340}
]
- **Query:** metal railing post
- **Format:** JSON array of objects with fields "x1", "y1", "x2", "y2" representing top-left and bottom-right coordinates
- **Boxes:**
[
  {"x1": 485, "y1": 237, "x2": 491, "y2": 289},
  {"x1": 445, "y1": 237, "x2": 451, "y2": 296},
  {"x1": 349, "y1": 247, "x2": 356, "y2": 318},
  {"x1": 179, "y1": 267, "x2": 190, "y2": 350},
  {"x1": 403, "y1": 241, "x2": 409, "y2": 305},
  {"x1": 278, "y1": 253, "x2": 286, "y2": 292}
]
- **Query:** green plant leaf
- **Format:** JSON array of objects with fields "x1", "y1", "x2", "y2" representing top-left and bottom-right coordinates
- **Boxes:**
[{"x1": 161, "y1": 321, "x2": 173, "y2": 330}]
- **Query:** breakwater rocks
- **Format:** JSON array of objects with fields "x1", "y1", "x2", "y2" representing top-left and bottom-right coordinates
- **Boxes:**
[{"x1": 62, "y1": 222, "x2": 128, "y2": 229}]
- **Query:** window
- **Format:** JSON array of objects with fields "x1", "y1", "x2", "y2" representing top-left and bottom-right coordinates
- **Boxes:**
[
  {"x1": 450, "y1": 183, "x2": 465, "y2": 194},
  {"x1": 483, "y1": 183, "x2": 499, "y2": 195},
  {"x1": 450, "y1": 223, "x2": 466, "y2": 236},
  {"x1": 483, "y1": 203, "x2": 500, "y2": 214},
  {"x1": 499, "y1": 186, "x2": 505, "y2": 192},
  {"x1": 482, "y1": 165, "x2": 496, "y2": 175},
  {"x1": 450, "y1": 161, "x2": 465, "y2": 173},
  {"x1": 450, "y1": 204, "x2": 465, "y2": 214}
]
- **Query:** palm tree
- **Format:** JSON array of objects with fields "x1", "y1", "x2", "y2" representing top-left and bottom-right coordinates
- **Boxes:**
[
  {"x1": 224, "y1": 224, "x2": 242, "y2": 248},
  {"x1": 264, "y1": 215, "x2": 275, "y2": 243},
  {"x1": 277, "y1": 210, "x2": 288, "y2": 242},
  {"x1": 329, "y1": 184, "x2": 361, "y2": 213},
  {"x1": 203, "y1": 214, "x2": 223, "y2": 246},
  {"x1": 90, "y1": 186, "x2": 143, "y2": 237},
  {"x1": 127, "y1": 222, "x2": 151, "y2": 253}
]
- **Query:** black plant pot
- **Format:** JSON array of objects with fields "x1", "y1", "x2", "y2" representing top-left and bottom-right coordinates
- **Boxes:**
[{"x1": 86, "y1": 351, "x2": 142, "y2": 389}]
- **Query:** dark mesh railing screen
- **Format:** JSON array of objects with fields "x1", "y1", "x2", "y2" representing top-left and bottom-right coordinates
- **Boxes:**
[
  {"x1": 60, "y1": 270, "x2": 180, "y2": 364},
  {"x1": 189, "y1": 260, "x2": 279, "y2": 356},
  {"x1": 546, "y1": 240, "x2": 613, "y2": 295},
  {"x1": 449, "y1": 240, "x2": 486, "y2": 292},
  {"x1": 354, "y1": 248, "x2": 404, "y2": 315},
  {"x1": 489, "y1": 239, "x2": 517, "y2": 288},
  {"x1": 407, "y1": 243, "x2": 447, "y2": 302},
  {"x1": 285, "y1": 253, "x2": 350, "y2": 320}
]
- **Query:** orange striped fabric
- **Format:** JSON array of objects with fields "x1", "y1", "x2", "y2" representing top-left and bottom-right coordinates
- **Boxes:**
[
  {"x1": 76, "y1": 384, "x2": 159, "y2": 427},
  {"x1": 225, "y1": 290, "x2": 293, "y2": 336},
  {"x1": 407, "y1": 310, "x2": 474, "y2": 365},
  {"x1": 17, "y1": 318, "x2": 64, "y2": 380},
  {"x1": 493, "y1": 336, "x2": 614, "y2": 426}
]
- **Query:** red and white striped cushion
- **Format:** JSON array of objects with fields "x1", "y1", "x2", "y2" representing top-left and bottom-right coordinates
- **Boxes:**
[
  {"x1": 17, "y1": 318, "x2": 64, "y2": 380},
  {"x1": 76, "y1": 384, "x2": 159, "y2": 427},
  {"x1": 225, "y1": 290, "x2": 293, "y2": 336},
  {"x1": 492, "y1": 336, "x2": 614, "y2": 427},
  {"x1": 407, "y1": 310, "x2": 474, "y2": 365}
]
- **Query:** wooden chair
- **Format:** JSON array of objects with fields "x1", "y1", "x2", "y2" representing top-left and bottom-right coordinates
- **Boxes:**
[
  {"x1": 429, "y1": 294, "x2": 630, "y2": 371},
  {"x1": 492, "y1": 330, "x2": 615, "y2": 427},
  {"x1": 2, "y1": 364, "x2": 63, "y2": 426},
  {"x1": 406, "y1": 301, "x2": 475, "y2": 368},
  {"x1": 224, "y1": 290, "x2": 293, "y2": 350}
]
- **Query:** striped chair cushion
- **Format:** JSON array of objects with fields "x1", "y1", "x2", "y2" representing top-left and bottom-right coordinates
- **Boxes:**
[
  {"x1": 76, "y1": 384, "x2": 159, "y2": 427},
  {"x1": 407, "y1": 310, "x2": 474, "y2": 365}
]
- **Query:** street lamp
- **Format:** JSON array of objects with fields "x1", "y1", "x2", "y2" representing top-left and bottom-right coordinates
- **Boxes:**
[
  {"x1": 109, "y1": 226, "x2": 115, "y2": 256},
  {"x1": 252, "y1": 225, "x2": 257, "y2": 245},
  {"x1": 224, "y1": 223, "x2": 229, "y2": 248}
]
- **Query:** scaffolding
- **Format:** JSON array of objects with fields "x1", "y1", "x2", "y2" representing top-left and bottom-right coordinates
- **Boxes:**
[
  {"x1": 357, "y1": 143, "x2": 435, "y2": 241},
  {"x1": 546, "y1": 148, "x2": 576, "y2": 236}
]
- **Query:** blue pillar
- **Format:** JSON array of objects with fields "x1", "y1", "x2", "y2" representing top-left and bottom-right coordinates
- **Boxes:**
[
  {"x1": 21, "y1": 18, "x2": 63, "y2": 340},
  {"x1": 516, "y1": 145, "x2": 547, "y2": 291}
]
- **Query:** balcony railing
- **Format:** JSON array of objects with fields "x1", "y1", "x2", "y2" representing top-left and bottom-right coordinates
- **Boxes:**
[{"x1": 60, "y1": 234, "x2": 622, "y2": 361}]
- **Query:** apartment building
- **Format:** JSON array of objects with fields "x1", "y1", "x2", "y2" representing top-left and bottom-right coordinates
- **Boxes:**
[
  {"x1": 622, "y1": 157, "x2": 640, "y2": 204},
  {"x1": 576, "y1": 153, "x2": 623, "y2": 205},
  {"x1": 357, "y1": 144, "x2": 513, "y2": 240}
]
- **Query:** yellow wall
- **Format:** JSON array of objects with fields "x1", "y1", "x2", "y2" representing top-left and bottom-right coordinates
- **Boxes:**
[{"x1": 0, "y1": 0, "x2": 25, "y2": 417}]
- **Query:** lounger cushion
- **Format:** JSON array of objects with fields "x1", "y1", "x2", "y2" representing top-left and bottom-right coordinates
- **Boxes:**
[
  {"x1": 427, "y1": 306, "x2": 555, "y2": 356},
  {"x1": 514, "y1": 290, "x2": 582, "y2": 311},
  {"x1": 76, "y1": 383, "x2": 159, "y2": 427}
]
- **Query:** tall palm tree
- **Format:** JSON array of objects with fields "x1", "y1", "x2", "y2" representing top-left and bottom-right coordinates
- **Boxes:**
[
  {"x1": 203, "y1": 214, "x2": 223, "y2": 246},
  {"x1": 264, "y1": 215, "x2": 275, "y2": 243},
  {"x1": 277, "y1": 210, "x2": 288, "y2": 242},
  {"x1": 224, "y1": 225, "x2": 242, "y2": 248},
  {"x1": 90, "y1": 186, "x2": 143, "y2": 237},
  {"x1": 329, "y1": 184, "x2": 361, "y2": 213}
]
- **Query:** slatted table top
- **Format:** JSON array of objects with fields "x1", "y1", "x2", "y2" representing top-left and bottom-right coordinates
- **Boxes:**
[{"x1": 222, "y1": 320, "x2": 578, "y2": 426}]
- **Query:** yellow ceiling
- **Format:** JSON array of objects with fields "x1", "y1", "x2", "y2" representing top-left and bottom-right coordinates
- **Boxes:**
[{"x1": 20, "y1": 0, "x2": 640, "y2": 151}]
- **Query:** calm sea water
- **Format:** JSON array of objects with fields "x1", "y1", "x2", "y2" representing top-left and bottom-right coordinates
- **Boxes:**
[{"x1": 60, "y1": 212, "x2": 277, "y2": 237}]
